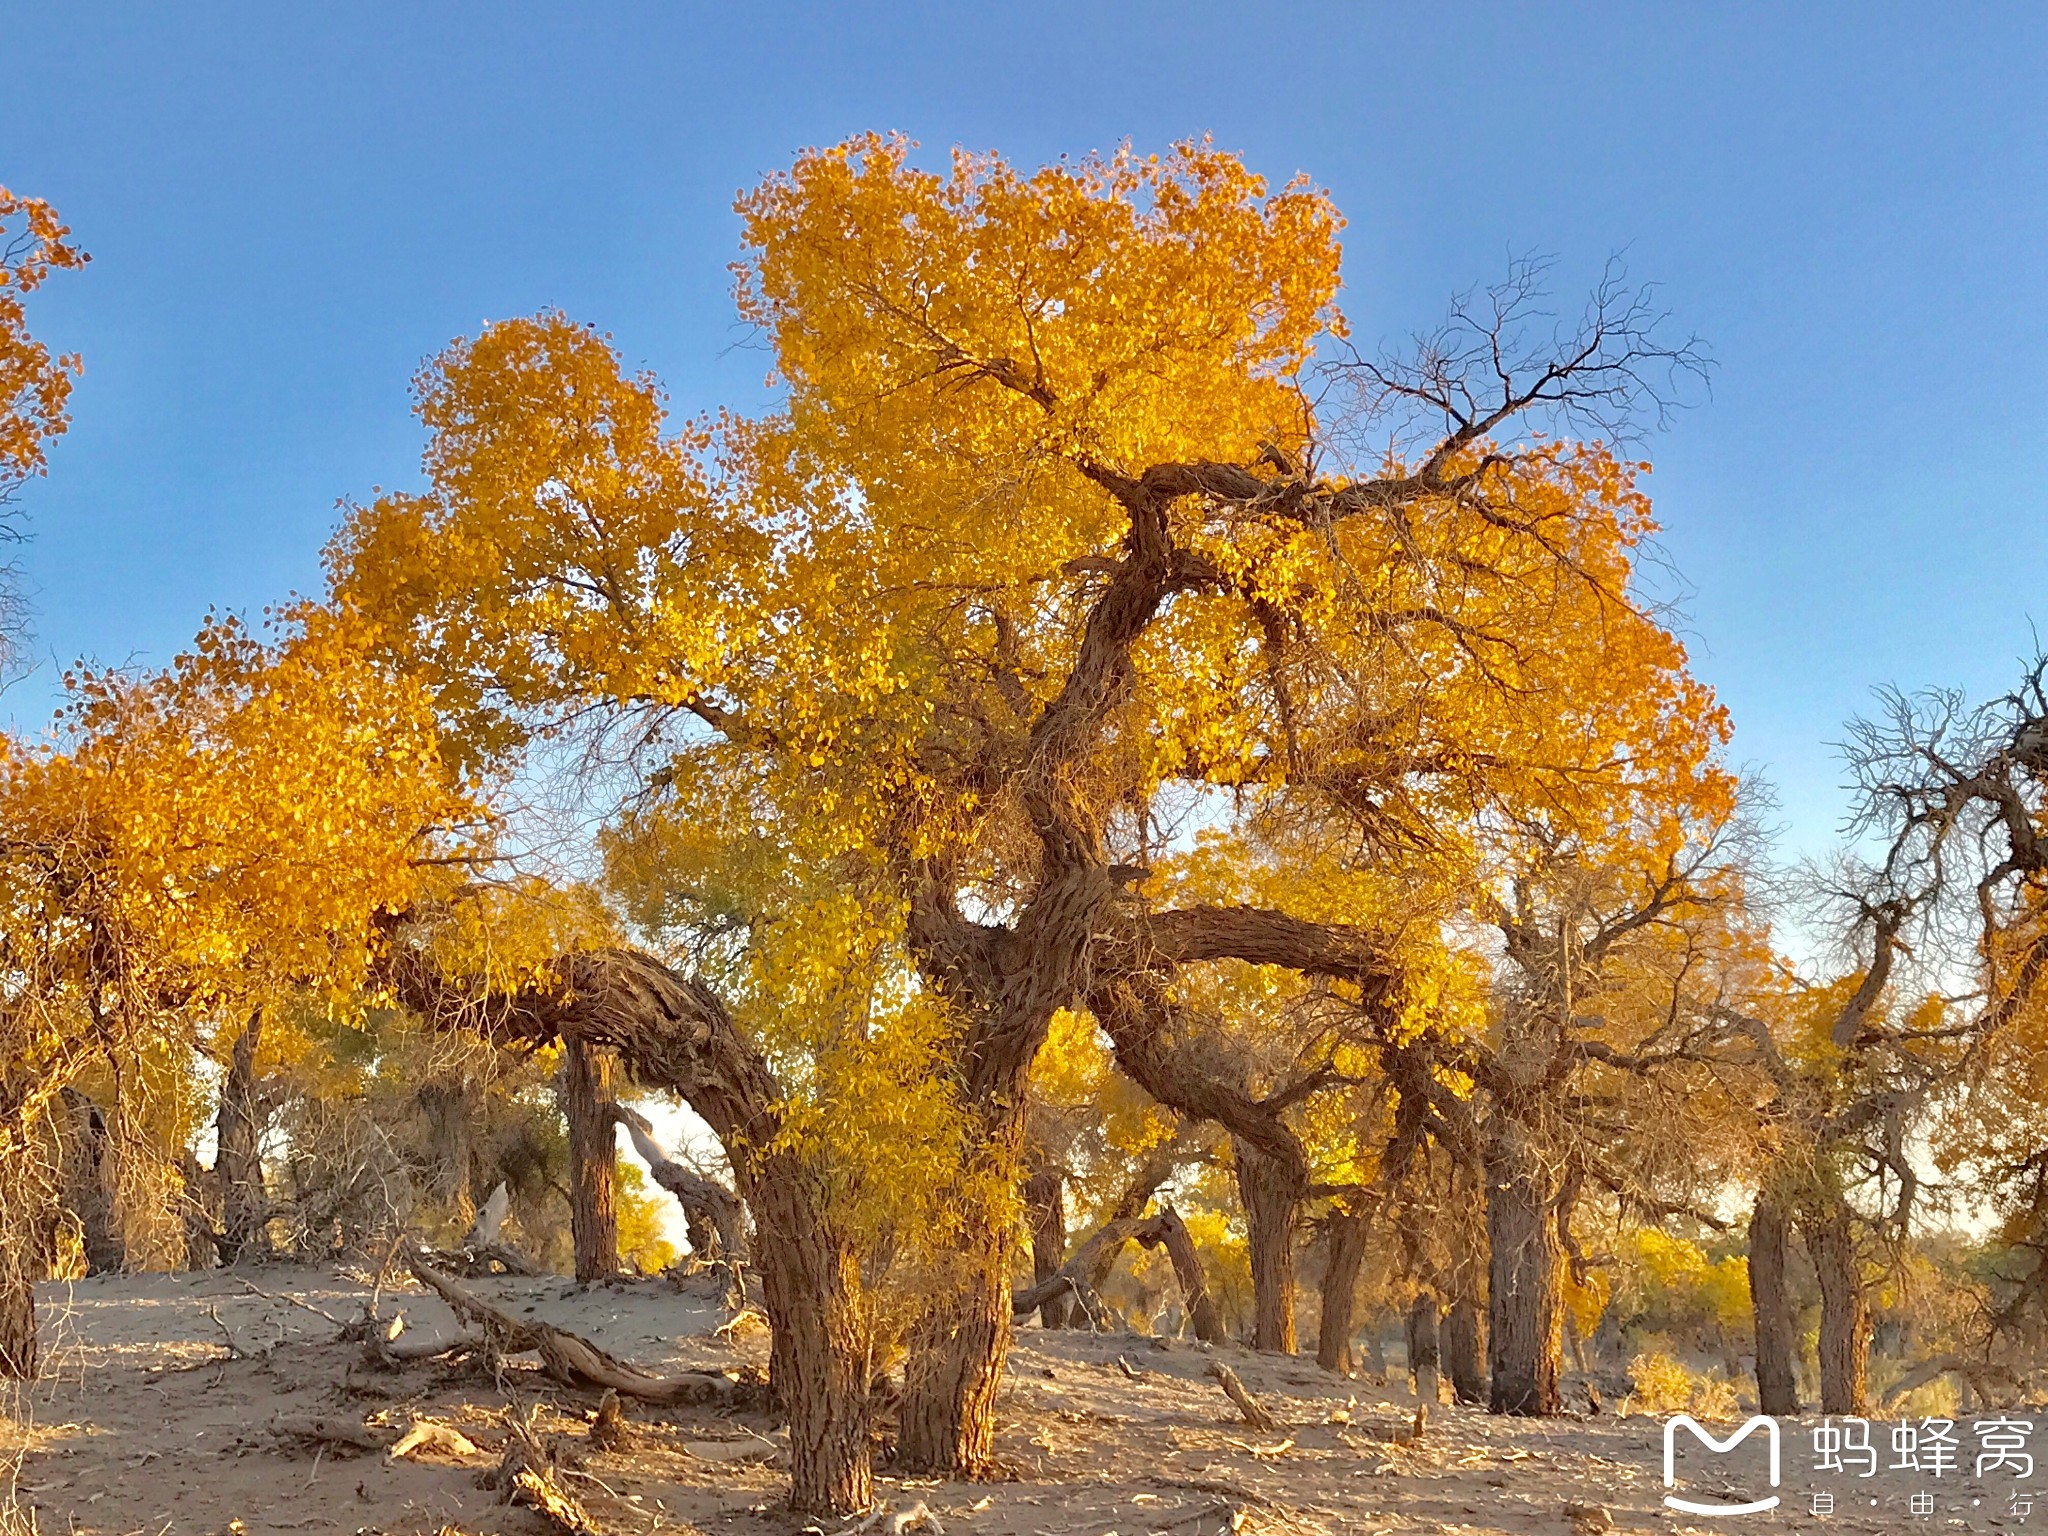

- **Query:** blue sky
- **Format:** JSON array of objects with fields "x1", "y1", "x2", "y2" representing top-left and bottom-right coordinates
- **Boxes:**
[{"x1": 4, "y1": 2, "x2": 2044, "y2": 859}]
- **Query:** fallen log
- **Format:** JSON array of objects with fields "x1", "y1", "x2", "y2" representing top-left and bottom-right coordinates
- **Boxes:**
[{"x1": 407, "y1": 1250, "x2": 751, "y2": 1406}]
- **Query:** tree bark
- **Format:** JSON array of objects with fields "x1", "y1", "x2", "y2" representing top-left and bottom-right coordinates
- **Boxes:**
[
  {"x1": 562, "y1": 1036, "x2": 619, "y2": 1283},
  {"x1": 1443, "y1": 1299, "x2": 1485, "y2": 1404},
  {"x1": 215, "y1": 1011, "x2": 271, "y2": 1265},
  {"x1": 752, "y1": 1161, "x2": 874, "y2": 1514},
  {"x1": 1315, "y1": 1206, "x2": 1369, "y2": 1374},
  {"x1": 56, "y1": 1087, "x2": 124, "y2": 1275},
  {"x1": 1135, "y1": 1203, "x2": 1225, "y2": 1344},
  {"x1": 1749, "y1": 1180, "x2": 1798, "y2": 1415},
  {"x1": 1805, "y1": 1192, "x2": 1869, "y2": 1415},
  {"x1": 897, "y1": 1144, "x2": 1017, "y2": 1474},
  {"x1": 1235, "y1": 1136, "x2": 1304, "y2": 1353},
  {"x1": 1022, "y1": 1160, "x2": 1069, "y2": 1329},
  {"x1": 1406, "y1": 1292, "x2": 1441, "y2": 1405},
  {"x1": 1443, "y1": 1166, "x2": 1487, "y2": 1403},
  {"x1": 1485, "y1": 1115, "x2": 1562, "y2": 1415},
  {"x1": 392, "y1": 942, "x2": 873, "y2": 1516},
  {"x1": 0, "y1": 1111, "x2": 40, "y2": 1379}
]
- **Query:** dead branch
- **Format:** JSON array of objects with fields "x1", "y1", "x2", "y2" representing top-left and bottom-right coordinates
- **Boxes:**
[
  {"x1": 485, "y1": 1407, "x2": 601, "y2": 1536},
  {"x1": 407, "y1": 1250, "x2": 749, "y2": 1405},
  {"x1": 1204, "y1": 1362, "x2": 1284, "y2": 1433},
  {"x1": 269, "y1": 1413, "x2": 395, "y2": 1453}
]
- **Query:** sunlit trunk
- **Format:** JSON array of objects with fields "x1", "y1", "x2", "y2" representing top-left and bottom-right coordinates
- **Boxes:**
[
  {"x1": 562, "y1": 1036, "x2": 619, "y2": 1283},
  {"x1": 1485, "y1": 1115, "x2": 1562, "y2": 1415},
  {"x1": 215, "y1": 1011, "x2": 270, "y2": 1264}
]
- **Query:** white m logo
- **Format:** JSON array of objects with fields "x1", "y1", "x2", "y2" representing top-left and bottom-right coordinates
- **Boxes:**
[{"x1": 1664, "y1": 1414, "x2": 1781, "y2": 1516}]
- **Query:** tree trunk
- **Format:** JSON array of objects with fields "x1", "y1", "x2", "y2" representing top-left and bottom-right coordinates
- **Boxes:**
[
  {"x1": 562, "y1": 1036, "x2": 619, "y2": 1284},
  {"x1": 56, "y1": 1087, "x2": 124, "y2": 1275},
  {"x1": 898, "y1": 1087, "x2": 1022, "y2": 1475},
  {"x1": 1022, "y1": 1161, "x2": 1069, "y2": 1329},
  {"x1": 1443, "y1": 1299, "x2": 1485, "y2": 1404},
  {"x1": 1364, "y1": 1312, "x2": 1388, "y2": 1380},
  {"x1": 176, "y1": 1151, "x2": 218, "y2": 1271},
  {"x1": 1235, "y1": 1136, "x2": 1303, "y2": 1353},
  {"x1": 1135, "y1": 1203, "x2": 1225, "y2": 1344},
  {"x1": 898, "y1": 1225, "x2": 1012, "y2": 1474},
  {"x1": 215, "y1": 1011, "x2": 270, "y2": 1264},
  {"x1": 1315, "y1": 1206, "x2": 1369, "y2": 1374},
  {"x1": 1443, "y1": 1166, "x2": 1487, "y2": 1403},
  {"x1": 0, "y1": 1111, "x2": 41, "y2": 1379},
  {"x1": 1749, "y1": 1180, "x2": 1798, "y2": 1415},
  {"x1": 1406, "y1": 1292, "x2": 1441, "y2": 1405},
  {"x1": 1805, "y1": 1193, "x2": 1869, "y2": 1415},
  {"x1": 752, "y1": 1158, "x2": 873, "y2": 1515},
  {"x1": 1485, "y1": 1115, "x2": 1562, "y2": 1415}
]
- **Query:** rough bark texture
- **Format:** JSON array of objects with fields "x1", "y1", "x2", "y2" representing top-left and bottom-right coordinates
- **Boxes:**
[
  {"x1": 1806, "y1": 1193, "x2": 1870, "y2": 1415},
  {"x1": 56, "y1": 1086, "x2": 124, "y2": 1275},
  {"x1": 1022, "y1": 1161, "x2": 1070, "y2": 1329},
  {"x1": 1235, "y1": 1136, "x2": 1304, "y2": 1353},
  {"x1": 1315, "y1": 1207, "x2": 1369, "y2": 1374},
  {"x1": 896, "y1": 1122, "x2": 1020, "y2": 1474},
  {"x1": 561, "y1": 1036, "x2": 619, "y2": 1284},
  {"x1": 1406, "y1": 1293, "x2": 1441, "y2": 1405},
  {"x1": 1442, "y1": 1298, "x2": 1485, "y2": 1404},
  {"x1": 215, "y1": 1011, "x2": 271, "y2": 1265},
  {"x1": 1749, "y1": 1181, "x2": 1798, "y2": 1415},
  {"x1": 1443, "y1": 1168, "x2": 1487, "y2": 1403},
  {"x1": 1485, "y1": 1116, "x2": 1562, "y2": 1415}
]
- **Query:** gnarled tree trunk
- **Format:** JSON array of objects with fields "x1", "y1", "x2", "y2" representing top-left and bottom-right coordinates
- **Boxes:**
[
  {"x1": 56, "y1": 1087, "x2": 124, "y2": 1275},
  {"x1": 394, "y1": 943, "x2": 873, "y2": 1516},
  {"x1": 1805, "y1": 1192, "x2": 1868, "y2": 1415},
  {"x1": 1315, "y1": 1205, "x2": 1369, "y2": 1374},
  {"x1": 752, "y1": 1155, "x2": 874, "y2": 1514},
  {"x1": 1485, "y1": 1114, "x2": 1562, "y2": 1415},
  {"x1": 561, "y1": 1036, "x2": 619, "y2": 1283},
  {"x1": 1022, "y1": 1160, "x2": 1069, "y2": 1329},
  {"x1": 1235, "y1": 1136, "x2": 1304, "y2": 1353},
  {"x1": 1136, "y1": 1202, "x2": 1225, "y2": 1343},
  {"x1": 1749, "y1": 1179, "x2": 1797, "y2": 1414},
  {"x1": 215, "y1": 1011, "x2": 271, "y2": 1265},
  {"x1": 897, "y1": 1106, "x2": 1022, "y2": 1474}
]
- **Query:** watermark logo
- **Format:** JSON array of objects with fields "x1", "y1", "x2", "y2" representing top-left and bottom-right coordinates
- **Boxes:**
[{"x1": 1664, "y1": 1414, "x2": 1782, "y2": 1516}]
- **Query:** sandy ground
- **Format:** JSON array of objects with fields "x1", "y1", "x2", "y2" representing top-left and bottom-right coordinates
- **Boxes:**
[{"x1": 2, "y1": 1266, "x2": 2038, "y2": 1535}]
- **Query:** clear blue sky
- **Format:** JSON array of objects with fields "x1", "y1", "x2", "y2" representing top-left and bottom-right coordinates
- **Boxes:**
[{"x1": 4, "y1": 2, "x2": 2044, "y2": 857}]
